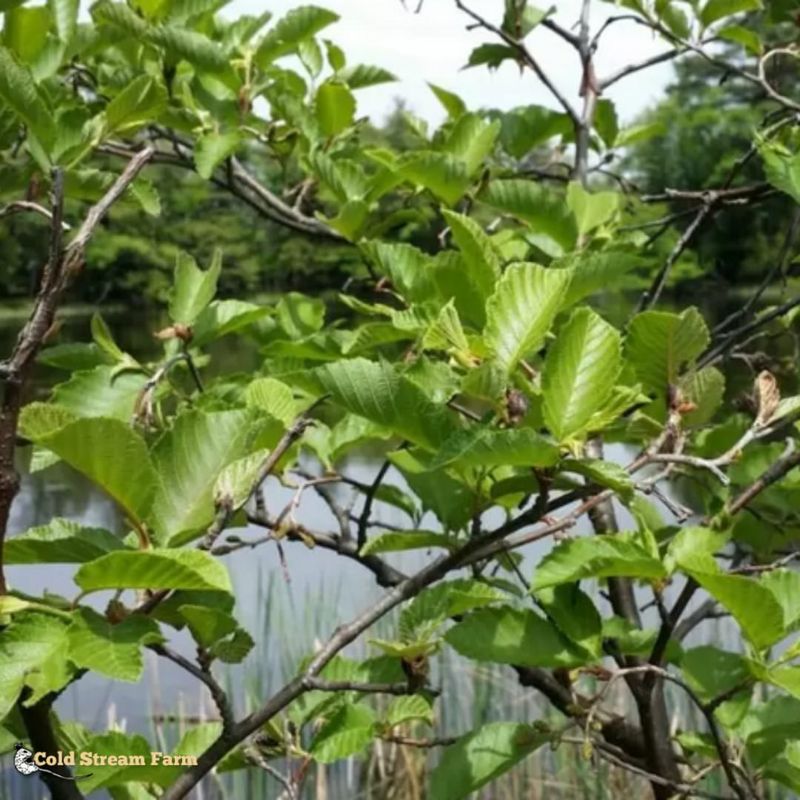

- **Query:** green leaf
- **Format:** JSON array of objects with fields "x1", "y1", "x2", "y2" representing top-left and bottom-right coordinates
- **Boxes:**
[
  {"x1": 151, "y1": 409, "x2": 257, "y2": 543},
  {"x1": 19, "y1": 409, "x2": 156, "y2": 526},
  {"x1": 446, "y1": 606, "x2": 588, "y2": 667},
  {"x1": 316, "y1": 81, "x2": 355, "y2": 137},
  {"x1": 497, "y1": 104, "x2": 571, "y2": 158},
  {"x1": 390, "y1": 451, "x2": 473, "y2": 531},
  {"x1": 360, "y1": 241, "x2": 436, "y2": 305},
  {"x1": 309, "y1": 358, "x2": 457, "y2": 451},
  {"x1": 18, "y1": 402, "x2": 76, "y2": 440},
  {"x1": 386, "y1": 694, "x2": 433, "y2": 727},
  {"x1": 594, "y1": 98, "x2": 618, "y2": 147},
  {"x1": 4, "y1": 6, "x2": 50, "y2": 62},
  {"x1": 422, "y1": 300, "x2": 470, "y2": 353},
  {"x1": 441, "y1": 209, "x2": 501, "y2": 298},
  {"x1": 74, "y1": 550, "x2": 232, "y2": 594},
  {"x1": 682, "y1": 646, "x2": 751, "y2": 703},
  {"x1": 311, "y1": 703, "x2": 376, "y2": 763},
  {"x1": 90, "y1": 312, "x2": 127, "y2": 362},
  {"x1": 104, "y1": 75, "x2": 167, "y2": 135},
  {"x1": 430, "y1": 722, "x2": 549, "y2": 800},
  {"x1": 51, "y1": 366, "x2": 147, "y2": 421},
  {"x1": 0, "y1": 613, "x2": 70, "y2": 721},
  {"x1": 479, "y1": 179, "x2": 577, "y2": 253},
  {"x1": 687, "y1": 568, "x2": 784, "y2": 650},
  {"x1": 679, "y1": 366, "x2": 725, "y2": 426},
  {"x1": 341, "y1": 64, "x2": 396, "y2": 89},
  {"x1": 0, "y1": 46, "x2": 54, "y2": 153},
  {"x1": 718, "y1": 23, "x2": 762, "y2": 53},
  {"x1": 178, "y1": 604, "x2": 238, "y2": 647},
  {"x1": 658, "y1": 1, "x2": 691, "y2": 36},
  {"x1": 484, "y1": 262, "x2": 571, "y2": 374},
  {"x1": 626, "y1": 307, "x2": 709, "y2": 393},
  {"x1": 561, "y1": 458, "x2": 634, "y2": 499},
  {"x1": 761, "y1": 569, "x2": 800, "y2": 630},
  {"x1": 502, "y1": 1, "x2": 551, "y2": 36},
  {"x1": 276, "y1": 291, "x2": 326, "y2": 338},
  {"x1": 38, "y1": 343, "x2": 112, "y2": 371},
  {"x1": 324, "y1": 39, "x2": 346, "y2": 70},
  {"x1": 431, "y1": 426, "x2": 560, "y2": 470},
  {"x1": 169, "y1": 249, "x2": 222, "y2": 325},
  {"x1": 466, "y1": 43, "x2": 518, "y2": 70},
  {"x1": 443, "y1": 113, "x2": 500, "y2": 175},
  {"x1": 665, "y1": 525, "x2": 728, "y2": 574},
  {"x1": 213, "y1": 448, "x2": 270, "y2": 511},
  {"x1": 92, "y1": 0, "x2": 148, "y2": 36},
  {"x1": 210, "y1": 627, "x2": 254, "y2": 663},
  {"x1": 360, "y1": 530, "x2": 453, "y2": 556},
  {"x1": 194, "y1": 131, "x2": 240, "y2": 179},
  {"x1": 402, "y1": 580, "x2": 508, "y2": 642},
  {"x1": 760, "y1": 143, "x2": 800, "y2": 204},
  {"x1": 531, "y1": 534, "x2": 666, "y2": 591},
  {"x1": 245, "y1": 377, "x2": 297, "y2": 425},
  {"x1": 542, "y1": 308, "x2": 622, "y2": 442},
  {"x1": 4, "y1": 518, "x2": 128, "y2": 564},
  {"x1": 701, "y1": 0, "x2": 761, "y2": 27},
  {"x1": 399, "y1": 151, "x2": 470, "y2": 206},
  {"x1": 256, "y1": 5, "x2": 339, "y2": 66},
  {"x1": 428, "y1": 83, "x2": 466, "y2": 118},
  {"x1": 192, "y1": 299, "x2": 270, "y2": 346},
  {"x1": 558, "y1": 251, "x2": 641, "y2": 308},
  {"x1": 67, "y1": 608, "x2": 161, "y2": 682},
  {"x1": 536, "y1": 584, "x2": 603, "y2": 658},
  {"x1": 148, "y1": 26, "x2": 228, "y2": 70},
  {"x1": 566, "y1": 182, "x2": 619, "y2": 237}
]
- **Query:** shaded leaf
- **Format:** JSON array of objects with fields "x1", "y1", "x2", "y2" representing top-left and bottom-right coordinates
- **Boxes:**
[{"x1": 430, "y1": 722, "x2": 549, "y2": 800}]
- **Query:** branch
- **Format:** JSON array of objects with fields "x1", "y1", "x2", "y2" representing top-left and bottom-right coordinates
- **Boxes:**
[
  {"x1": 246, "y1": 510, "x2": 407, "y2": 588},
  {"x1": 635, "y1": 202, "x2": 713, "y2": 312},
  {"x1": 356, "y1": 458, "x2": 391, "y2": 550},
  {"x1": 583, "y1": 740, "x2": 735, "y2": 800},
  {"x1": 714, "y1": 207, "x2": 800, "y2": 337},
  {"x1": 244, "y1": 746, "x2": 297, "y2": 800},
  {"x1": 302, "y1": 679, "x2": 424, "y2": 696},
  {"x1": 0, "y1": 149, "x2": 153, "y2": 595},
  {"x1": 202, "y1": 396, "x2": 327, "y2": 550},
  {"x1": 700, "y1": 296, "x2": 800, "y2": 368},
  {"x1": 453, "y1": 0, "x2": 580, "y2": 125},
  {"x1": 600, "y1": 47, "x2": 686, "y2": 90},
  {"x1": 381, "y1": 733, "x2": 458, "y2": 748},
  {"x1": 228, "y1": 157, "x2": 343, "y2": 240},
  {"x1": 17, "y1": 693, "x2": 85, "y2": 800},
  {"x1": 99, "y1": 141, "x2": 344, "y2": 241},
  {"x1": 0, "y1": 200, "x2": 71, "y2": 229},
  {"x1": 151, "y1": 644, "x2": 235, "y2": 735}
]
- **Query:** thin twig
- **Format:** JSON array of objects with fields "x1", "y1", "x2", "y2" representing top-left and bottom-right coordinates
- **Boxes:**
[{"x1": 151, "y1": 644, "x2": 235, "y2": 735}]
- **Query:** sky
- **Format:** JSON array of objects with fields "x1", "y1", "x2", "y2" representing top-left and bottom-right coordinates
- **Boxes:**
[{"x1": 234, "y1": 0, "x2": 679, "y2": 127}]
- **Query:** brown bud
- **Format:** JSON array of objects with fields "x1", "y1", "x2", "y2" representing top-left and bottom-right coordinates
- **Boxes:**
[
  {"x1": 153, "y1": 323, "x2": 193, "y2": 343},
  {"x1": 105, "y1": 598, "x2": 129, "y2": 624},
  {"x1": 401, "y1": 654, "x2": 429, "y2": 690},
  {"x1": 505, "y1": 388, "x2": 529, "y2": 426}
]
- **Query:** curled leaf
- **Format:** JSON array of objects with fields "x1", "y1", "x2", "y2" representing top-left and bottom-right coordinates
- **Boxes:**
[{"x1": 755, "y1": 370, "x2": 780, "y2": 427}]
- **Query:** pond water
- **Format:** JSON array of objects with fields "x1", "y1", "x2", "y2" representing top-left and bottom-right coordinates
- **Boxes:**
[{"x1": 0, "y1": 296, "x2": 759, "y2": 797}]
